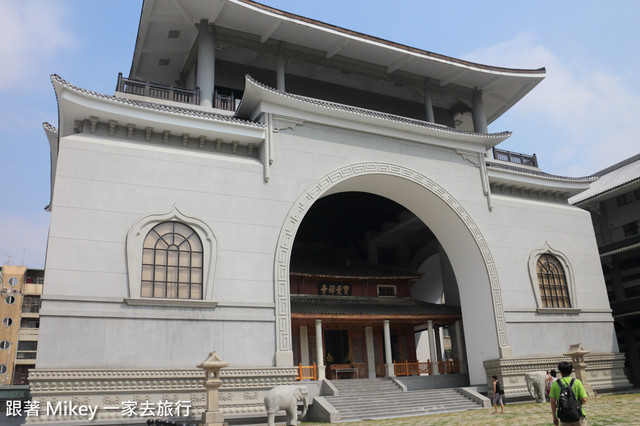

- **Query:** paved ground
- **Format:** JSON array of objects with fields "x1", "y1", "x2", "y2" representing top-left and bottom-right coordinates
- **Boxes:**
[
  {"x1": 306, "y1": 391, "x2": 640, "y2": 425},
  {"x1": 2, "y1": 392, "x2": 638, "y2": 425}
]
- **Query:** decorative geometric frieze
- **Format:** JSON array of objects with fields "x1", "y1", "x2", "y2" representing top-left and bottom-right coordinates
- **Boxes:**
[
  {"x1": 274, "y1": 162, "x2": 510, "y2": 362},
  {"x1": 483, "y1": 352, "x2": 631, "y2": 399},
  {"x1": 26, "y1": 367, "x2": 297, "y2": 424},
  {"x1": 70, "y1": 119, "x2": 257, "y2": 161}
]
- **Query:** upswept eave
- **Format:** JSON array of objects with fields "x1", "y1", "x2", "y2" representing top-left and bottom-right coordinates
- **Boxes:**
[
  {"x1": 487, "y1": 160, "x2": 597, "y2": 198},
  {"x1": 50, "y1": 74, "x2": 265, "y2": 142},
  {"x1": 236, "y1": 75, "x2": 512, "y2": 152},
  {"x1": 42, "y1": 122, "x2": 59, "y2": 212},
  {"x1": 233, "y1": 0, "x2": 545, "y2": 77}
]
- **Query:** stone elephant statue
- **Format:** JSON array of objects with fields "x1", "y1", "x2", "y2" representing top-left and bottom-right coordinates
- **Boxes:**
[
  {"x1": 264, "y1": 385, "x2": 309, "y2": 426},
  {"x1": 525, "y1": 371, "x2": 547, "y2": 403}
]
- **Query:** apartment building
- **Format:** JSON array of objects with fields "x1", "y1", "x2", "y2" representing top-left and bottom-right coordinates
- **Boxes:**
[{"x1": 0, "y1": 265, "x2": 43, "y2": 386}]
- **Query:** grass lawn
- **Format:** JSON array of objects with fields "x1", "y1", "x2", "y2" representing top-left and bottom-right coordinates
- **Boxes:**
[{"x1": 305, "y1": 392, "x2": 640, "y2": 425}]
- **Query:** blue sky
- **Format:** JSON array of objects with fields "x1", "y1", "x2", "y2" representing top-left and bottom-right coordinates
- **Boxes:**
[{"x1": 1, "y1": 0, "x2": 639, "y2": 269}]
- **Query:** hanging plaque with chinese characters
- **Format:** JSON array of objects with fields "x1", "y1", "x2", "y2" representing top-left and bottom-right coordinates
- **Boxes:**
[{"x1": 318, "y1": 282, "x2": 351, "y2": 296}]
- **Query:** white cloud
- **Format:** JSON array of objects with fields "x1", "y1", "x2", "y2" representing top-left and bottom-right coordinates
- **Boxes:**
[
  {"x1": 0, "y1": 0, "x2": 76, "y2": 90},
  {"x1": 463, "y1": 33, "x2": 640, "y2": 176}
]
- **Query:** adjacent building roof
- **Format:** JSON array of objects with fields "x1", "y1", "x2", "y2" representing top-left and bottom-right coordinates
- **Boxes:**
[
  {"x1": 290, "y1": 295, "x2": 461, "y2": 322},
  {"x1": 570, "y1": 153, "x2": 640, "y2": 205}
]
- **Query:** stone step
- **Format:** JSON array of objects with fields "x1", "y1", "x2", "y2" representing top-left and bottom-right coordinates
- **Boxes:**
[
  {"x1": 334, "y1": 400, "x2": 480, "y2": 414},
  {"x1": 327, "y1": 388, "x2": 460, "y2": 400},
  {"x1": 327, "y1": 392, "x2": 463, "y2": 405},
  {"x1": 333, "y1": 401, "x2": 481, "y2": 420},
  {"x1": 337, "y1": 404, "x2": 480, "y2": 421},
  {"x1": 327, "y1": 394, "x2": 475, "y2": 409},
  {"x1": 319, "y1": 379, "x2": 484, "y2": 422}
]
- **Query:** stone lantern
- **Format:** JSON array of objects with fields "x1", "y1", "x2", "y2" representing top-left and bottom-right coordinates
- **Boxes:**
[
  {"x1": 197, "y1": 351, "x2": 230, "y2": 426},
  {"x1": 564, "y1": 343, "x2": 595, "y2": 397}
]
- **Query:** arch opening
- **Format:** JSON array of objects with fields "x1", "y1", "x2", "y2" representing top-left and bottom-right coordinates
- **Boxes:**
[{"x1": 274, "y1": 163, "x2": 507, "y2": 385}]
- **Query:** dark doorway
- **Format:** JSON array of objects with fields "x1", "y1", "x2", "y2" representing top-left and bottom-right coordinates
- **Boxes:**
[
  {"x1": 325, "y1": 330, "x2": 349, "y2": 364},
  {"x1": 391, "y1": 331, "x2": 400, "y2": 363}
]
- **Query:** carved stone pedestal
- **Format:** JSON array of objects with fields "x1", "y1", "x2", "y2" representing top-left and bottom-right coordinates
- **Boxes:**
[
  {"x1": 197, "y1": 351, "x2": 230, "y2": 426},
  {"x1": 564, "y1": 343, "x2": 595, "y2": 397}
]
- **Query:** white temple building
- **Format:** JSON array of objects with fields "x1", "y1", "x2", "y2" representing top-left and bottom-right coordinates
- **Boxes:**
[{"x1": 32, "y1": 0, "x2": 630, "y2": 423}]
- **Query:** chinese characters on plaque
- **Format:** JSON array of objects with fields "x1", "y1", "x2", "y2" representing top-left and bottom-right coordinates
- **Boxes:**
[{"x1": 318, "y1": 283, "x2": 351, "y2": 296}]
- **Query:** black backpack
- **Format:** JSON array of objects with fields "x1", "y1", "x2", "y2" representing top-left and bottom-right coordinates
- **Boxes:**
[{"x1": 556, "y1": 378, "x2": 582, "y2": 423}]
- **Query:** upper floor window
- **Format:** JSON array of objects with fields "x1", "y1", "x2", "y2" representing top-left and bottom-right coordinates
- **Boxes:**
[
  {"x1": 141, "y1": 222, "x2": 203, "y2": 299},
  {"x1": 616, "y1": 192, "x2": 633, "y2": 207},
  {"x1": 22, "y1": 296, "x2": 41, "y2": 314},
  {"x1": 528, "y1": 243, "x2": 578, "y2": 312},
  {"x1": 536, "y1": 254, "x2": 570, "y2": 308},
  {"x1": 126, "y1": 206, "x2": 218, "y2": 306},
  {"x1": 623, "y1": 221, "x2": 639, "y2": 238},
  {"x1": 377, "y1": 285, "x2": 396, "y2": 297},
  {"x1": 20, "y1": 318, "x2": 39, "y2": 329}
]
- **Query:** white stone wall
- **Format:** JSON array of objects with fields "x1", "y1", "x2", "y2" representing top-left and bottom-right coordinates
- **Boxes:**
[
  {"x1": 39, "y1": 108, "x2": 618, "y2": 388},
  {"x1": 484, "y1": 194, "x2": 617, "y2": 357}
]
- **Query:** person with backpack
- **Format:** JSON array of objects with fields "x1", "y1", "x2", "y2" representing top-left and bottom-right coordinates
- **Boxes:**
[{"x1": 549, "y1": 361, "x2": 588, "y2": 425}]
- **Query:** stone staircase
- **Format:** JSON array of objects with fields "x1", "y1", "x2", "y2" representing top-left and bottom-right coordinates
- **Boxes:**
[{"x1": 321, "y1": 378, "x2": 484, "y2": 422}]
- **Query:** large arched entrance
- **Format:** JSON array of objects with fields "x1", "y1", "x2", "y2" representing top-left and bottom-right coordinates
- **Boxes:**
[{"x1": 274, "y1": 163, "x2": 508, "y2": 385}]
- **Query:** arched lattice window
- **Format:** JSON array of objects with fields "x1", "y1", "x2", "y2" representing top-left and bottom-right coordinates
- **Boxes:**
[
  {"x1": 536, "y1": 254, "x2": 570, "y2": 308},
  {"x1": 141, "y1": 221, "x2": 203, "y2": 299}
]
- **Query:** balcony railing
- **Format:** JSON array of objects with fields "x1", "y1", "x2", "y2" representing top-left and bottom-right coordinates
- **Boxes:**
[
  {"x1": 116, "y1": 73, "x2": 200, "y2": 105},
  {"x1": 296, "y1": 363, "x2": 317, "y2": 381},
  {"x1": 394, "y1": 360, "x2": 432, "y2": 376},
  {"x1": 394, "y1": 359, "x2": 460, "y2": 376},
  {"x1": 492, "y1": 148, "x2": 538, "y2": 167}
]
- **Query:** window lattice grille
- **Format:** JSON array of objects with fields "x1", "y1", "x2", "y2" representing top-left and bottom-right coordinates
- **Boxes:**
[
  {"x1": 536, "y1": 254, "x2": 570, "y2": 308},
  {"x1": 141, "y1": 221, "x2": 203, "y2": 300}
]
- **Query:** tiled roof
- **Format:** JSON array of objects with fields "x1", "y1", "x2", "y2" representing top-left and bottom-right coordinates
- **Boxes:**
[
  {"x1": 486, "y1": 160, "x2": 597, "y2": 183},
  {"x1": 570, "y1": 154, "x2": 640, "y2": 205},
  {"x1": 290, "y1": 295, "x2": 461, "y2": 318},
  {"x1": 51, "y1": 74, "x2": 264, "y2": 128},
  {"x1": 237, "y1": 1, "x2": 545, "y2": 76},
  {"x1": 240, "y1": 75, "x2": 511, "y2": 140},
  {"x1": 290, "y1": 257, "x2": 422, "y2": 280},
  {"x1": 42, "y1": 122, "x2": 58, "y2": 133},
  {"x1": 598, "y1": 234, "x2": 640, "y2": 257}
]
